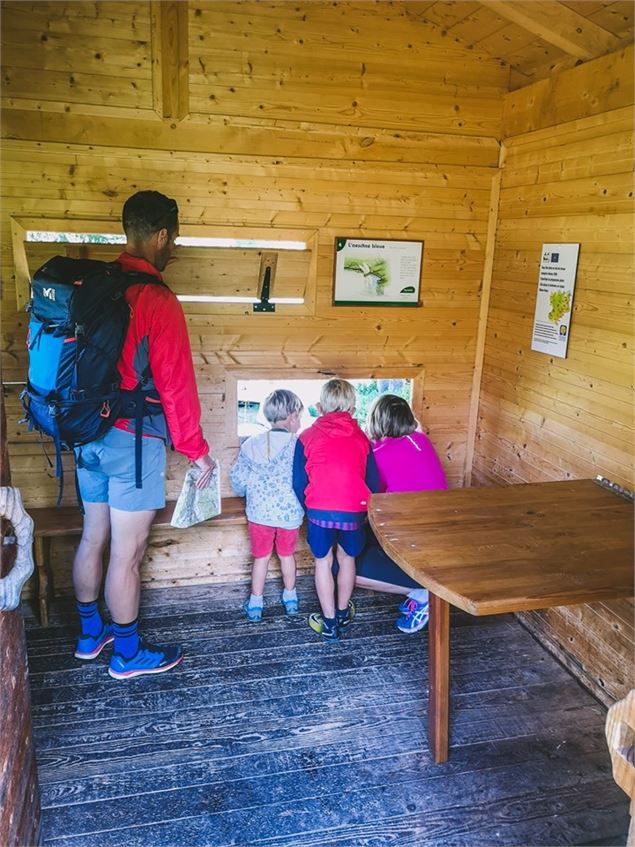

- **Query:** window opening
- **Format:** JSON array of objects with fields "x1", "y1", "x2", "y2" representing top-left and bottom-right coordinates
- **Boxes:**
[
  {"x1": 237, "y1": 378, "x2": 413, "y2": 438},
  {"x1": 26, "y1": 231, "x2": 307, "y2": 305}
]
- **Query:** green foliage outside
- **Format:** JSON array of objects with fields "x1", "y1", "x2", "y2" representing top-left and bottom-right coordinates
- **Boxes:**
[{"x1": 353, "y1": 379, "x2": 411, "y2": 427}]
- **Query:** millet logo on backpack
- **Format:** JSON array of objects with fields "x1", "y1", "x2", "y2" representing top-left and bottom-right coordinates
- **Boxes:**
[{"x1": 43, "y1": 287, "x2": 56, "y2": 301}]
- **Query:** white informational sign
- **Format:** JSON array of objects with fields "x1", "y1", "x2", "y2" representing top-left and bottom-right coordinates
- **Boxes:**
[
  {"x1": 333, "y1": 237, "x2": 423, "y2": 306},
  {"x1": 530, "y1": 243, "x2": 580, "y2": 358}
]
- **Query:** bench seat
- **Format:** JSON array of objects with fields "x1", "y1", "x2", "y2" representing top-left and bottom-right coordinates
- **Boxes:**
[{"x1": 29, "y1": 496, "x2": 246, "y2": 625}]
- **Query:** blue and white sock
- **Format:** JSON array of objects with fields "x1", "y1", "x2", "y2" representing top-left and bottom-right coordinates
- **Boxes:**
[
  {"x1": 249, "y1": 593, "x2": 264, "y2": 608},
  {"x1": 112, "y1": 619, "x2": 140, "y2": 658},
  {"x1": 282, "y1": 588, "x2": 297, "y2": 602},
  {"x1": 76, "y1": 600, "x2": 103, "y2": 638}
]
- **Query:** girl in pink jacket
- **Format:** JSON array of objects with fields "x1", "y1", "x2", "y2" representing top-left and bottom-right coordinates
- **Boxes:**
[{"x1": 356, "y1": 394, "x2": 447, "y2": 633}]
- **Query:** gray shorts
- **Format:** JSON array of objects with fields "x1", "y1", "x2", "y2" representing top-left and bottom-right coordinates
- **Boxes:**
[{"x1": 75, "y1": 428, "x2": 166, "y2": 512}]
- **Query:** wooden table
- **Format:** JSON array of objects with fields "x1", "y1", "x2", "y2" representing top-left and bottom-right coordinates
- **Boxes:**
[{"x1": 368, "y1": 479, "x2": 634, "y2": 764}]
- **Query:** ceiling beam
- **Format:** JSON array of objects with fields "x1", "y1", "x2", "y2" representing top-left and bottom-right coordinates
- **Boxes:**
[
  {"x1": 150, "y1": 1, "x2": 189, "y2": 121},
  {"x1": 480, "y1": 0, "x2": 623, "y2": 60}
]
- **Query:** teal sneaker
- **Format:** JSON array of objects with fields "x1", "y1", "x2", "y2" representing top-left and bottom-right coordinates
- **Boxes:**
[
  {"x1": 74, "y1": 623, "x2": 114, "y2": 660},
  {"x1": 308, "y1": 612, "x2": 338, "y2": 641},
  {"x1": 243, "y1": 599, "x2": 263, "y2": 622},
  {"x1": 108, "y1": 639, "x2": 183, "y2": 680},
  {"x1": 281, "y1": 593, "x2": 299, "y2": 616}
]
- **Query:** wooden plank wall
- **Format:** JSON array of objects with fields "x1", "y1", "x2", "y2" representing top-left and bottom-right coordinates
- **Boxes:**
[
  {"x1": 472, "y1": 46, "x2": 635, "y2": 705},
  {"x1": 1, "y1": 1, "x2": 506, "y2": 592},
  {"x1": 0, "y1": 393, "x2": 41, "y2": 847}
]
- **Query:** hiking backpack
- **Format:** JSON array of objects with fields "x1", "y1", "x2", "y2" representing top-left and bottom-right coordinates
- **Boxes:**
[{"x1": 21, "y1": 255, "x2": 164, "y2": 502}]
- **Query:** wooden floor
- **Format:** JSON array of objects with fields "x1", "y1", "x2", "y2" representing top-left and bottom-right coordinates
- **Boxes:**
[{"x1": 24, "y1": 576, "x2": 630, "y2": 847}]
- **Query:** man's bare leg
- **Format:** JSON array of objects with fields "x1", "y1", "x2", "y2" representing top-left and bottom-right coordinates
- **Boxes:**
[
  {"x1": 72, "y1": 502, "x2": 110, "y2": 602},
  {"x1": 105, "y1": 506, "x2": 182, "y2": 678},
  {"x1": 105, "y1": 507, "x2": 156, "y2": 624}
]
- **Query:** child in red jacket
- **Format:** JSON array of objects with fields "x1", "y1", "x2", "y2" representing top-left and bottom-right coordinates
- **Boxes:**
[{"x1": 293, "y1": 379, "x2": 379, "y2": 640}]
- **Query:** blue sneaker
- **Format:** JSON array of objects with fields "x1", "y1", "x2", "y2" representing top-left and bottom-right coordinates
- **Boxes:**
[
  {"x1": 74, "y1": 623, "x2": 114, "y2": 660},
  {"x1": 308, "y1": 613, "x2": 338, "y2": 641},
  {"x1": 399, "y1": 595, "x2": 428, "y2": 614},
  {"x1": 281, "y1": 593, "x2": 299, "y2": 616},
  {"x1": 243, "y1": 599, "x2": 263, "y2": 622},
  {"x1": 396, "y1": 599, "x2": 429, "y2": 634},
  {"x1": 108, "y1": 639, "x2": 183, "y2": 680}
]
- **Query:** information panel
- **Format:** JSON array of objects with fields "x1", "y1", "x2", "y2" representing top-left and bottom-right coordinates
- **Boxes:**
[{"x1": 531, "y1": 243, "x2": 580, "y2": 359}]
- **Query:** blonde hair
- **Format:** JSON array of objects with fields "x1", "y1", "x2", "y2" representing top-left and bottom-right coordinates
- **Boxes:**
[
  {"x1": 366, "y1": 394, "x2": 417, "y2": 440},
  {"x1": 319, "y1": 378, "x2": 356, "y2": 414},
  {"x1": 262, "y1": 389, "x2": 303, "y2": 424}
]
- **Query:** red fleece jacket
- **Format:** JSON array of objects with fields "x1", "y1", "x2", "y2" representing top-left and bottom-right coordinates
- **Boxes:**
[
  {"x1": 113, "y1": 253, "x2": 209, "y2": 461},
  {"x1": 298, "y1": 412, "x2": 371, "y2": 512}
]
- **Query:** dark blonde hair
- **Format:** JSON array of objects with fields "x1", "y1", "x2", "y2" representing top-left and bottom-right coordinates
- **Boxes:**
[{"x1": 366, "y1": 394, "x2": 417, "y2": 440}]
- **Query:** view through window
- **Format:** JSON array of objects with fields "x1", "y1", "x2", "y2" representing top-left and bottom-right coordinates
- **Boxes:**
[{"x1": 237, "y1": 378, "x2": 413, "y2": 438}]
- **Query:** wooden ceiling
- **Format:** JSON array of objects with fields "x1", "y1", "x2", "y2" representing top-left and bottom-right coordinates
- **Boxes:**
[{"x1": 405, "y1": 1, "x2": 634, "y2": 89}]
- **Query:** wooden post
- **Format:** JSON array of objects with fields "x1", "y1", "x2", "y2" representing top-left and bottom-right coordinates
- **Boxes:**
[
  {"x1": 463, "y1": 154, "x2": 503, "y2": 485},
  {"x1": 428, "y1": 591, "x2": 450, "y2": 763},
  {"x1": 0, "y1": 388, "x2": 41, "y2": 846},
  {"x1": 150, "y1": 0, "x2": 190, "y2": 121}
]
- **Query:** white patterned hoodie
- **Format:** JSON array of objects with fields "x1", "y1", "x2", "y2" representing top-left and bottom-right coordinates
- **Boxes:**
[{"x1": 229, "y1": 430, "x2": 304, "y2": 529}]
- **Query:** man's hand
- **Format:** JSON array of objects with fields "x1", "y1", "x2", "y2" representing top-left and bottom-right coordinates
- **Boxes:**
[{"x1": 193, "y1": 454, "x2": 216, "y2": 489}]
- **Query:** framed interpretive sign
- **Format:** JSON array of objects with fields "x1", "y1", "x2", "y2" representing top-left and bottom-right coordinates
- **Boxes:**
[{"x1": 333, "y1": 237, "x2": 423, "y2": 306}]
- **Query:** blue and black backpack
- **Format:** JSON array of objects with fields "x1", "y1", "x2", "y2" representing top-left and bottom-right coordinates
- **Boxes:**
[{"x1": 21, "y1": 255, "x2": 164, "y2": 503}]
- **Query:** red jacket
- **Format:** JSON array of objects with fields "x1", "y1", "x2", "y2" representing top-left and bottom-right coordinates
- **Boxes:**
[
  {"x1": 113, "y1": 253, "x2": 208, "y2": 461},
  {"x1": 298, "y1": 412, "x2": 372, "y2": 515}
]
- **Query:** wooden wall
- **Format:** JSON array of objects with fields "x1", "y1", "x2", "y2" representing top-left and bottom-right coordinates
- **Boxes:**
[
  {"x1": 472, "y1": 46, "x2": 635, "y2": 705},
  {"x1": 0, "y1": 394, "x2": 41, "y2": 847},
  {"x1": 1, "y1": 1, "x2": 506, "y2": 590}
]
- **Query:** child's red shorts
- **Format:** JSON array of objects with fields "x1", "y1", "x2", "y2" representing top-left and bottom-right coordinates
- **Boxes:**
[{"x1": 248, "y1": 521, "x2": 300, "y2": 558}]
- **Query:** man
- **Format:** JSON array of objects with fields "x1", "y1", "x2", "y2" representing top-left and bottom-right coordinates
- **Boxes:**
[{"x1": 72, "y1": 191, "x2": 215, "y2": 680}]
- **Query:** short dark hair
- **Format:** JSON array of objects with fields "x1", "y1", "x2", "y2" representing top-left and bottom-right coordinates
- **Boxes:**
[
  {"x1": 122, "y1": 191, "x2": 179, "y2": 241},
  {"x1": 366, "y1": 394, "x2": 417, "y2": 440}
]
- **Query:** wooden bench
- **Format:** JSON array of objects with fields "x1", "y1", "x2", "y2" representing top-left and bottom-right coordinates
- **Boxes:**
[{"x1": 29, "y1": 496, "x2": 246, "y2": 626}]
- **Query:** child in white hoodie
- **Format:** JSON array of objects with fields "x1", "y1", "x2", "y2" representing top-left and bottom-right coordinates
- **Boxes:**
[{"x1": 230, "y1": 389, "x2": 304, "y2": 621}]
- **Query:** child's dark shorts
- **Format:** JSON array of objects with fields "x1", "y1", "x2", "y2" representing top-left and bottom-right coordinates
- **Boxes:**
[{"x1": 307, "y1": 521, "x2": 366, "y2": 559}]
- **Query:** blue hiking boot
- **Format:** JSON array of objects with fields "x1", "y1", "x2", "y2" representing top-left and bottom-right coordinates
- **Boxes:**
[
  {"x1": 108, "y1": 639, "x2": 183, "y2": 680},
  {"x1": 281, "y1": 592, "x2": 299, "y2": 616},
  {"x1": 74, "y1": 623, "x2": 114, "y2": 660},
  {"x1": 243, "y1": 599, "x2": 263, "y2": 622},
  {"x1": 396, "y1": 599, "x2": 429, "y2": 634},
  {"x1": 308, "y1": 612, "x2": 338, "y2": 641}
]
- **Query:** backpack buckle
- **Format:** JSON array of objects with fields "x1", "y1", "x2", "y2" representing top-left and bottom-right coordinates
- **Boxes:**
[{"x1": 99, "y1": 401, "x2": 111, "y2": 419}]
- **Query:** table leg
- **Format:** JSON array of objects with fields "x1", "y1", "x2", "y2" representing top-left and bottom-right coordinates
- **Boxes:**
[{"x1": 428, "y1": 591, "x2": 450, "y2": 763}]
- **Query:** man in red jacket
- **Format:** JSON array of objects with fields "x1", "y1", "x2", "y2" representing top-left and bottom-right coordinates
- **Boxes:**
[{"x1": 72, "y1": 191, "x2": 215, "y2": 680}]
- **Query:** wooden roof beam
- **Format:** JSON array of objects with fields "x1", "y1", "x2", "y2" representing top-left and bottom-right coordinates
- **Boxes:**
[
  {"x1": 150, "y1": 0, "x2": 189, "y2": 121},
  {"x1": 480, "y1": 0, "x2": 624, "y2": 60}
]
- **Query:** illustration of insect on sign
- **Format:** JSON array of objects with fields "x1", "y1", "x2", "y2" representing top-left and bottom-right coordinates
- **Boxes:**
[
  {"x1": 531, "y1": 243, "x2": 580, "y2": 359},
  {"x1": 333, "y1": 238, "x2": 423, "y2": 306}
]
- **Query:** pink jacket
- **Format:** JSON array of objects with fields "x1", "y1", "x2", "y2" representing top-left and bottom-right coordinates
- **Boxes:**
[{"x1": 372, "y1": 431, "x2": 447, "y2": 493}]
